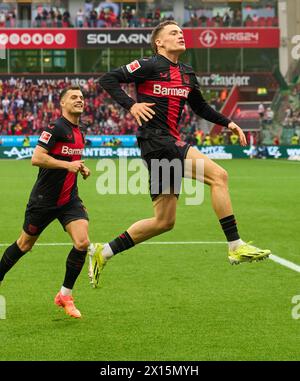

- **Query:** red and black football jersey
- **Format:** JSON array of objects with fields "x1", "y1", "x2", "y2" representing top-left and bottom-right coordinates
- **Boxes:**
[
  {"x1": 29, "y1": 116, "x2": 85, "y2": 207},
  {"x1": 99, "y1": 54, "x2": 231, "y2": 153}
]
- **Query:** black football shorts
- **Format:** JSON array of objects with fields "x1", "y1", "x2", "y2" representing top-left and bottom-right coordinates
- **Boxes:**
[
  {"x1": 23, "y1": 198, "x2": 89, "y2": 236},
  {"x1": 141, "y1": 139, "x2": 191, "y2": 201}
]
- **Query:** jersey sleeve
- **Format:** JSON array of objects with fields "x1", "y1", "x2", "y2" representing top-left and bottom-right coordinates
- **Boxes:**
[
  {"x1": 187, "y1": 75, "x2": 231, "y2": 127},
  {"x1": 99, "y1": 58, "x2": 153, "y2": 110},
  {"x1": 120, "y1": 58, "x2": 154, "y2": 83},
  {"x1": 36, "y1": 124, "x2": 58, "y2": 151}
]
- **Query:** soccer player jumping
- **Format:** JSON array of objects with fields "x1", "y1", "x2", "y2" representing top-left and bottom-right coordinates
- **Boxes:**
[
  {"x1": 89, "y1": 21, "x2": 271, "y2": 287},
  {"x1": 0, "y1": 86, "x2": 90, "y2": 318}
]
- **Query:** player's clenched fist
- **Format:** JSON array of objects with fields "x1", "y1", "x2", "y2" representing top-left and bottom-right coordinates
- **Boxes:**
[
  {"x1": 68, "y1": 160, "x2": 85, "y2": 173},
  {"x1": 130, "y1": 102, "x2": 156, "y2": 126},
  {"x1": 80, "y1": 165, "x2": 91, "y2": 180}
]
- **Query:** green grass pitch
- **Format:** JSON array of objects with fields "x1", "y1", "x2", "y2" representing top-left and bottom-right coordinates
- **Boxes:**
[{"x1": 0, "y1": 158, "x2": 299, "y2": 361}]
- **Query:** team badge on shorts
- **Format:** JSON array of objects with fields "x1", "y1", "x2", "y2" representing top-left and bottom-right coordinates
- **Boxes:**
[
  {"x1": 39, "y1": 131, "x2": 52, "y2": 144},
  {"x1": 126, "y1": 60, "x2": 141, "y2": 73}
]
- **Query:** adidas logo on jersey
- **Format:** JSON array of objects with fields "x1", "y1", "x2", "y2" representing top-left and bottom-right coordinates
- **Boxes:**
[
  {"x1": 62, "y1": 146, "x2": 84, "y2": 155},
  {"x1": 153, "y1": 84, "x2": 190, "y2": 98}
]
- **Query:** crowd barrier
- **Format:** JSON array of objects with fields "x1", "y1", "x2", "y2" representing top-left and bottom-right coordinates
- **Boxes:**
[{"x1": 1, "y1": 145, "x2": 300, "y2": 160}]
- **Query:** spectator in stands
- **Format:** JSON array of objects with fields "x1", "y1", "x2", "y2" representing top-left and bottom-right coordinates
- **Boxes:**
[
  {"x1": 265, "y1": 107, "x2": 274, "y2": 125},
  {"x1": 16, "y1": 94, "x2": 24, "y2": 109},
  {"x1": 232, "y1": 9, "x2": 242, "y2": 26},
  {"x1": 62, "y1": 10, "x2": 71, "y2": 27},
  {"x1": 189, "y1": 13, "x2": 199, "y2": 27},
  {"x1": 258, "y1": 102, "x2": 265, "y2": 120},
  {"x1": 89, "y1": 9, "x2": 98, "y2": 27},
  {"x1": 223, "y1": 12, "x2": 231, "y2": 27},
  {"x1": 213, "y1": 13, "x2": 222, "y2": 27},
  {"x1": 291, "y1": 133, "x2": 300, "y2": 145},
  {"x1": 35, "y1": 11, "x2": 42, "y2": 27},
  {"x1": 199, "y1": 12, "x2": 207, "y2": 26},
  {"x1": 203, "y1": 134, "x2": 212, "y2": 146},
  {"x1": 42, "y1": 8, "x2": 48, "y2": 25},
  {"x1": 14, "y1": 122, "x2": 23, "y2": 135},
  {"x1": 76, "y1": 8, "x2": 85, "y2": 27},
  {"x1": 273, "y1": 135, "x2": 280, "y2": 145},
  {"x1": 230, "y1": 133, "x2": 239, "y2": 145},
  {"x1": 120, "y1": 9, "x2": 128, "y2": 27},
  {"x1": 129, "y1": 9, "x2": 139, "y2": 27},
  {"x1": 49, "y1": 8, "x2": 56, "y2": 26},
  {"x1": 56, "y1": 11, "x2": 63, "y2": 27},
  {"x1": 285, "y1": 105, "x2": 293, "y2": 119},
  {"x1": 245, "y1": 14, "x2": 253, "y2": 25},
  {"x1": 0, "y1": 11, "x2": 6, "y2": 27},
  {"x1": 195, "y1": 129, "x2": 204, "y2": 145},
  {"x1": 2, "y1": 95, "x2": 10, "y2": 113}
]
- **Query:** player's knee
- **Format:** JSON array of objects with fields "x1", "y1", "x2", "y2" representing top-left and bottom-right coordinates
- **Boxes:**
[
  {"x1": 214, "y1": 168, "x2": 228, "y2": 186},
  {"x1": 157, "y1": 219, "x2": 175, "y2": 233},
  {"x1": 73, "y1": 238, "x2": 90, "y2": 251}
]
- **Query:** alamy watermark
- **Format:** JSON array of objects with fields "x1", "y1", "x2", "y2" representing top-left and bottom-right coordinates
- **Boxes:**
[
  {"x1": 291, "y1": 35, "x2": 300, "y2": 60},
  {"x1": 95, "y1": 158, "x2": 205, "y2": 206},
  {"x1": 291, "y1": 295, "x2": 300, "y2": 320},
  {"x1": 0, "y1": 295, "x2": 6, "y2": 319}
]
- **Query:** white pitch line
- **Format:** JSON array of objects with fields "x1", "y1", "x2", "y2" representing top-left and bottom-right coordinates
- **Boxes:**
[
  {"x1": 141, "y1": 241, "x2": 226, "y2": 245},
  {"x1": 269, "y1": 254, "x2": 300, "y2": 273},
  {"x1": 0, "y1": 241, "x2": 299, "y2": 273},
  {"x1": 0, "y1": 241, "x2": 226, "y2": 247}
]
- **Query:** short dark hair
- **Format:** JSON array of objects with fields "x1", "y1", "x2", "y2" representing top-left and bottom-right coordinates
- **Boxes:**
[
  {"x1": 59, "y1": 85, "x2": 82, "y2": 101},
  {"x1": 150, "y1": 20, "x2": 179, "y2": 54}
]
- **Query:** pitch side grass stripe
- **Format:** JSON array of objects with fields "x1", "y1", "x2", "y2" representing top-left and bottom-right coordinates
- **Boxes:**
[{"x1": 0, "y1": 242, "x2": 299, "y2": 273}]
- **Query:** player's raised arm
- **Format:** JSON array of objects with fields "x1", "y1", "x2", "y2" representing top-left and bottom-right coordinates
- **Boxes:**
[
  {"x1": 187, "y1": 77, "x2": 247, "y2": 146},
  {"x1": 187, "y1": 85, "x2": 231, "y2": 128}
]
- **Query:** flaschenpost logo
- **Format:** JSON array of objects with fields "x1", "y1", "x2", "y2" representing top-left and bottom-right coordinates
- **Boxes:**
[{"x1": 0, "y1": 295, "x2": 6, "y2": 319}]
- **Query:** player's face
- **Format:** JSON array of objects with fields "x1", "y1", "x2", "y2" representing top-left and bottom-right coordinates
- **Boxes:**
[
  {"x1": 156, "y1": 25, "x2": 186, "y2": 54},
  {"x1": 61, "y1": 90, "x2": 84, "y2": 116}
]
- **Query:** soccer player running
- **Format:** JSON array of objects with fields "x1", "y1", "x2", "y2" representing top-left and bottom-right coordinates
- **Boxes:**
[
  {"x1": 0, "y1": 86, "x2": 91, "y2": 318},
  {"x1": 89, "y1": 20, "x2": 271, "y2": 287}
]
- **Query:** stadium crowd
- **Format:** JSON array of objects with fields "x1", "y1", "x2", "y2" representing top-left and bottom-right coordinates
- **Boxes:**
[
  {"x1": 3, "y1": 76, "x2": 296, "y2": 147},
  {"x1": 278, "y1": 83, "x2": 300, "y2": 145},
  {"x1": 0, "y1": 77, "x2": 226, "y2": 144},
  {"x1": 0, "y1": 1, "x2": 278, "y2": 29}
]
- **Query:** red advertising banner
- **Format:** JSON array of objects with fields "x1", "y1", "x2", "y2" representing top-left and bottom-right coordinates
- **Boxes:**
[
  {"x1": 184, "y1": 28, "x2": 280, "y2": 48},
  {"x1": 0, "y1": 28, "x2": 280, "y2": 49},
  {"x1": 0, "y1": 29, "x2": 77, "y2": 49}
]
